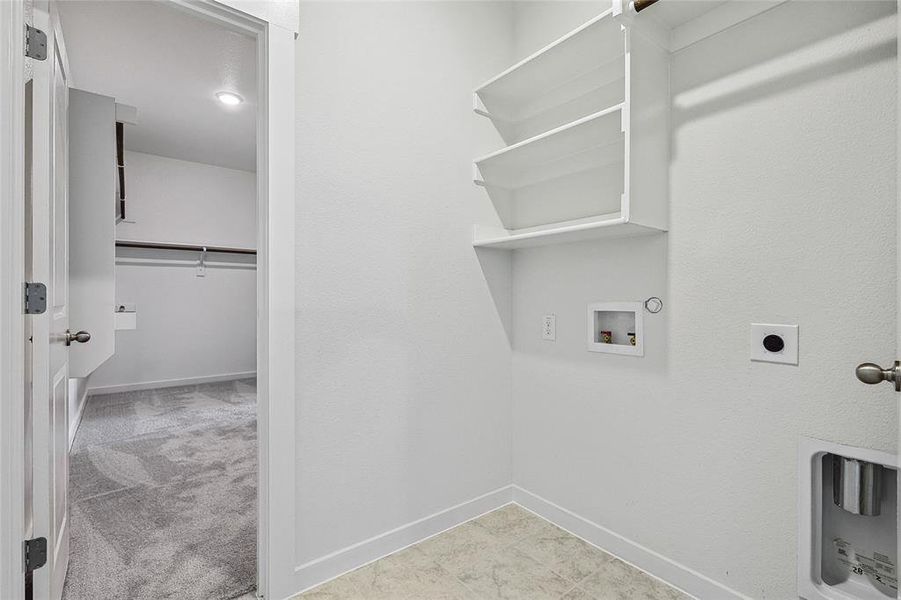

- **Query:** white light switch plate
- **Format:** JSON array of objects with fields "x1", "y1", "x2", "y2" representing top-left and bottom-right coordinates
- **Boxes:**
[
  {"x1": 750, "y1": 323, "x2": 798, "y2": 365},
  {"x1": 542, "y1": 314, "x2": 556, "y2": 341}
]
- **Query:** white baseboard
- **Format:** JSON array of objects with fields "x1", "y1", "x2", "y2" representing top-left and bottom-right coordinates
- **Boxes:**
[
  {"x1": 87, "y1": 371, "x2": 257, "y2": 396},
  {"x1": 512, "y1": 486, "x2": 751, "y2": 600},
  {"x1": 290, "y1": 485, "x2": 514, "y2": 595},
  {"x1": 285, "y1": 483, "x2": 749, "y2": 600},
  {"x1": 292, "y1": 485, "x2": 752, "y2": 600}
]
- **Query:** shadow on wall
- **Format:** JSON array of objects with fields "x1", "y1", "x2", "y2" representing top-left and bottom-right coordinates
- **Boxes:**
[
  {"x1": 507, "y1": 234, "x2": 669, "y2": 371},
  {"x1": 672, "y1": 0, "x2": 897, "y2": 139},
  {"x1": 476, "y1": 247, "x2": 513, "y2": 344}
]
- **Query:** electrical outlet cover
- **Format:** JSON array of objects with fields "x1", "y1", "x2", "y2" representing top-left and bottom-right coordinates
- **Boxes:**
[
  {"x1": 750, "y1": 323, "x2": 798, "y2": 365},
  {"x1": 542, "y1": 314, "x2": 556, "y2": 341}
]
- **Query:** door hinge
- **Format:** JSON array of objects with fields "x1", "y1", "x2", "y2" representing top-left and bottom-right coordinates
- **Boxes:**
[
  {"x1": 25, "y1": 25, "x2": 47, "y2": 61},
  {"x1": 23, "y1": 538, "x2": 47, "y2": 572},
  {"x1": 24, "y1": 282, "x2": 47, "y2": 315}
]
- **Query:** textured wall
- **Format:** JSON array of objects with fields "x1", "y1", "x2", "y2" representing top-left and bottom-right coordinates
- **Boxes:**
[
  {"x1": 115, "y1": 151, "x2": 256, "y2": 249},
  {"x1": 511, "y1": 1, "x2": 898, "y2": 598},
  {"x1": 87, "y1": 253, "x2": 256, "y2": 391},
  {"x1": 89, "y1": 152, "x2": 256, "y2": 391},
  {"x1": 294, "y1": 0, "x2": 515, "y2": 568}
]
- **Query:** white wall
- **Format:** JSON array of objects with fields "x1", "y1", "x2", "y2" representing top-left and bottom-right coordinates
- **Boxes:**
[
  {"x1": 67, "y1": 377, "x2": 89, "y2": 448},
  {"x1": 116, "y1": 151, "x2": 256, "y2": 248},
  {"x1": 511, "y1": 2, "x2": 898, "y2": 599},
  {"x1": 294, "y1": 0, "x2": 515, "y2": 585},
  {"x1": 88, "y1": 151, "x2": 256, "y2": 392}
]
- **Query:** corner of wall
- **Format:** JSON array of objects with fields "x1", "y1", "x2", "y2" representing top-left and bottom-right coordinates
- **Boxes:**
[{"x1": 68, "y1": 375, "x2": 90, "y2": 449}]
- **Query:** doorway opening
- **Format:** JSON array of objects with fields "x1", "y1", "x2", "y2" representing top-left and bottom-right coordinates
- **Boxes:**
[{"x1": 54, "y1": 2, "x2": 258, "y2": 598}]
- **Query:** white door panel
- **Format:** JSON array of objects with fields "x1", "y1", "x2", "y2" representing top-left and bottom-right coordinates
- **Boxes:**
[{"x1": 68, "y1": 89, "x2": 116, "y2": 379}]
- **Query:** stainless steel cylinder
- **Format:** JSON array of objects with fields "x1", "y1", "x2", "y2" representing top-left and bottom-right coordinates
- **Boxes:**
[{"x1": 832, "y1": 455, "x2": 884, "y2": 516}]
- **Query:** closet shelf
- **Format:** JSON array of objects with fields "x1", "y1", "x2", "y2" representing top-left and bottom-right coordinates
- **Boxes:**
[
  {"x1": 620, "y1": 0, "x2": 790, "y2": 52},
  {"x1": 471, "y1": 1, "x2": 676, "y2": 251},
  {"x1": 473, "y1": 213, "x2": 663, "y2": 250},
  {"x1": 474, "y1": 10, "x2": 624, "y2": 125},
  {"x1": 474, "y1": 105, "x2": 624, "y2": 190},
  {"x1": 469, "y1": 0, "x2": 786, "y2": 250}
]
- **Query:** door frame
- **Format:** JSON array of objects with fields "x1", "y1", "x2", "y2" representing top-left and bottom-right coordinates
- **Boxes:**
[
  {"x1": 1, "y1": 1, "x2": 28, "y2": 599},
  {"x1": 0, "y1": 2, "x2": 298, "y2": 599}
]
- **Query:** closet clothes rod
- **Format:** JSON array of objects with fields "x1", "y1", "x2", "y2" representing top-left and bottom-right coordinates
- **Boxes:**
[
  {"x1": 633, "y1": 0, "x2": 661, "y2": 12},
  {"x1": 115, "y1": 240, "x2": 257, "y2": 255}
]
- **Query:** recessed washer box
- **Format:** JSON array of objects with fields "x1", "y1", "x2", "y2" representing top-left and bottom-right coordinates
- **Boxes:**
[
  {"x1": 751, "y1": 323, "x2": 798, "y2": 365},
  {"x1": 587, "y1": 302, "x2": 643, "y2": 356}
]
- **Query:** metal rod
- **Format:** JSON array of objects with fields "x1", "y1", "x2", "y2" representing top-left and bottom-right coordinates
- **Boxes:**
[
  {"x1": 633, "y1": 0, "x2": 661, "y2": 12},
  {"x1": 115, "y1": 240, "x2": 257, "y2": 255},
  {"x1": 116, "y1": 122, "x2": 126, "y2": 220}
]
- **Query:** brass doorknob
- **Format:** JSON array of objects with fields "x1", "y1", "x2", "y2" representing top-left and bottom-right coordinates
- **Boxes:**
[
  {"x1": 65, "y1": 329, "x2": 91, "y2": 346},
  {"x1": 855, "y1": 361, "x2": 901, "y2": 391}
]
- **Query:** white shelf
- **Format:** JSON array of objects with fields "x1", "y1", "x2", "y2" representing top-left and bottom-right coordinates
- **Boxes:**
[
  {"x1": 474, "y1": 10, "x2": 625, "y2": 129},
  {"x1": 619, "y1": 0, "x2": 790, "y2": 52},
  {"x1": 472, "y1": 0, "x2": 789, "y2": 130},
  {"x1": 473, "y1": 213, "x2": 663, "y2": 250},
  {"x1": 474, "y1": 105, "x2": 624, "y2": 190},
  {"x1": 471, "y1": 2, "x2": 674, "y2": 251},
  {"x1": 470, "y1": 0, "x2": 790, "y2": 250}
]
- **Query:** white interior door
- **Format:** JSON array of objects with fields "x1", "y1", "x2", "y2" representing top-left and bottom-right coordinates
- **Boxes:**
[{"x1": 28, "y1": 6, "x2": 70, "y2": 599}]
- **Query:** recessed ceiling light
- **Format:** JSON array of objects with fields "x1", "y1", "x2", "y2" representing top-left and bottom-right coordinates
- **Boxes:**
[{"x1": 216, "y1": 92, "x2": 243, "y2": 106}]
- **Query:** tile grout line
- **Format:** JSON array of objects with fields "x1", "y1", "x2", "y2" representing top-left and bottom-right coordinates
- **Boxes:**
[
  {"x1": 512, "y1": 501, "x2": 694, "y2": 599},
  {"x1": 432, "y1": 509, "x2": 596, "y2": 600},
  {"x1": 456, "y1": 508, "x2": 614, "y2": 600},
  {"x1": 431, "y1": 558, "x2": 485, "y2": 599},
  {"x1": 486, "y1": 513, "x2": 600, "y2": 599},
  {"x1": 296, "y1": 503, "x2": 681, "y2": 600}
]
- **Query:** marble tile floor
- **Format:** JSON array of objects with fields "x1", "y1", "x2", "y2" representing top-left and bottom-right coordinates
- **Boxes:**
[{"x1": 294, "y1": 505, "x2": 692, "y2": 600}]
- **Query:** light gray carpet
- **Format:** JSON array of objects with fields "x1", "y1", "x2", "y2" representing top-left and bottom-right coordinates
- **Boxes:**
[{"x1": 63, "y1": 379, "x2": 257, "y2": 600}]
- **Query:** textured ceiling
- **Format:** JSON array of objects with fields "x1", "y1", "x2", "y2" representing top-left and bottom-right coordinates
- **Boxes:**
[{"x1": 58, "y1": 0, "x2": 257, "y2": 172}]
